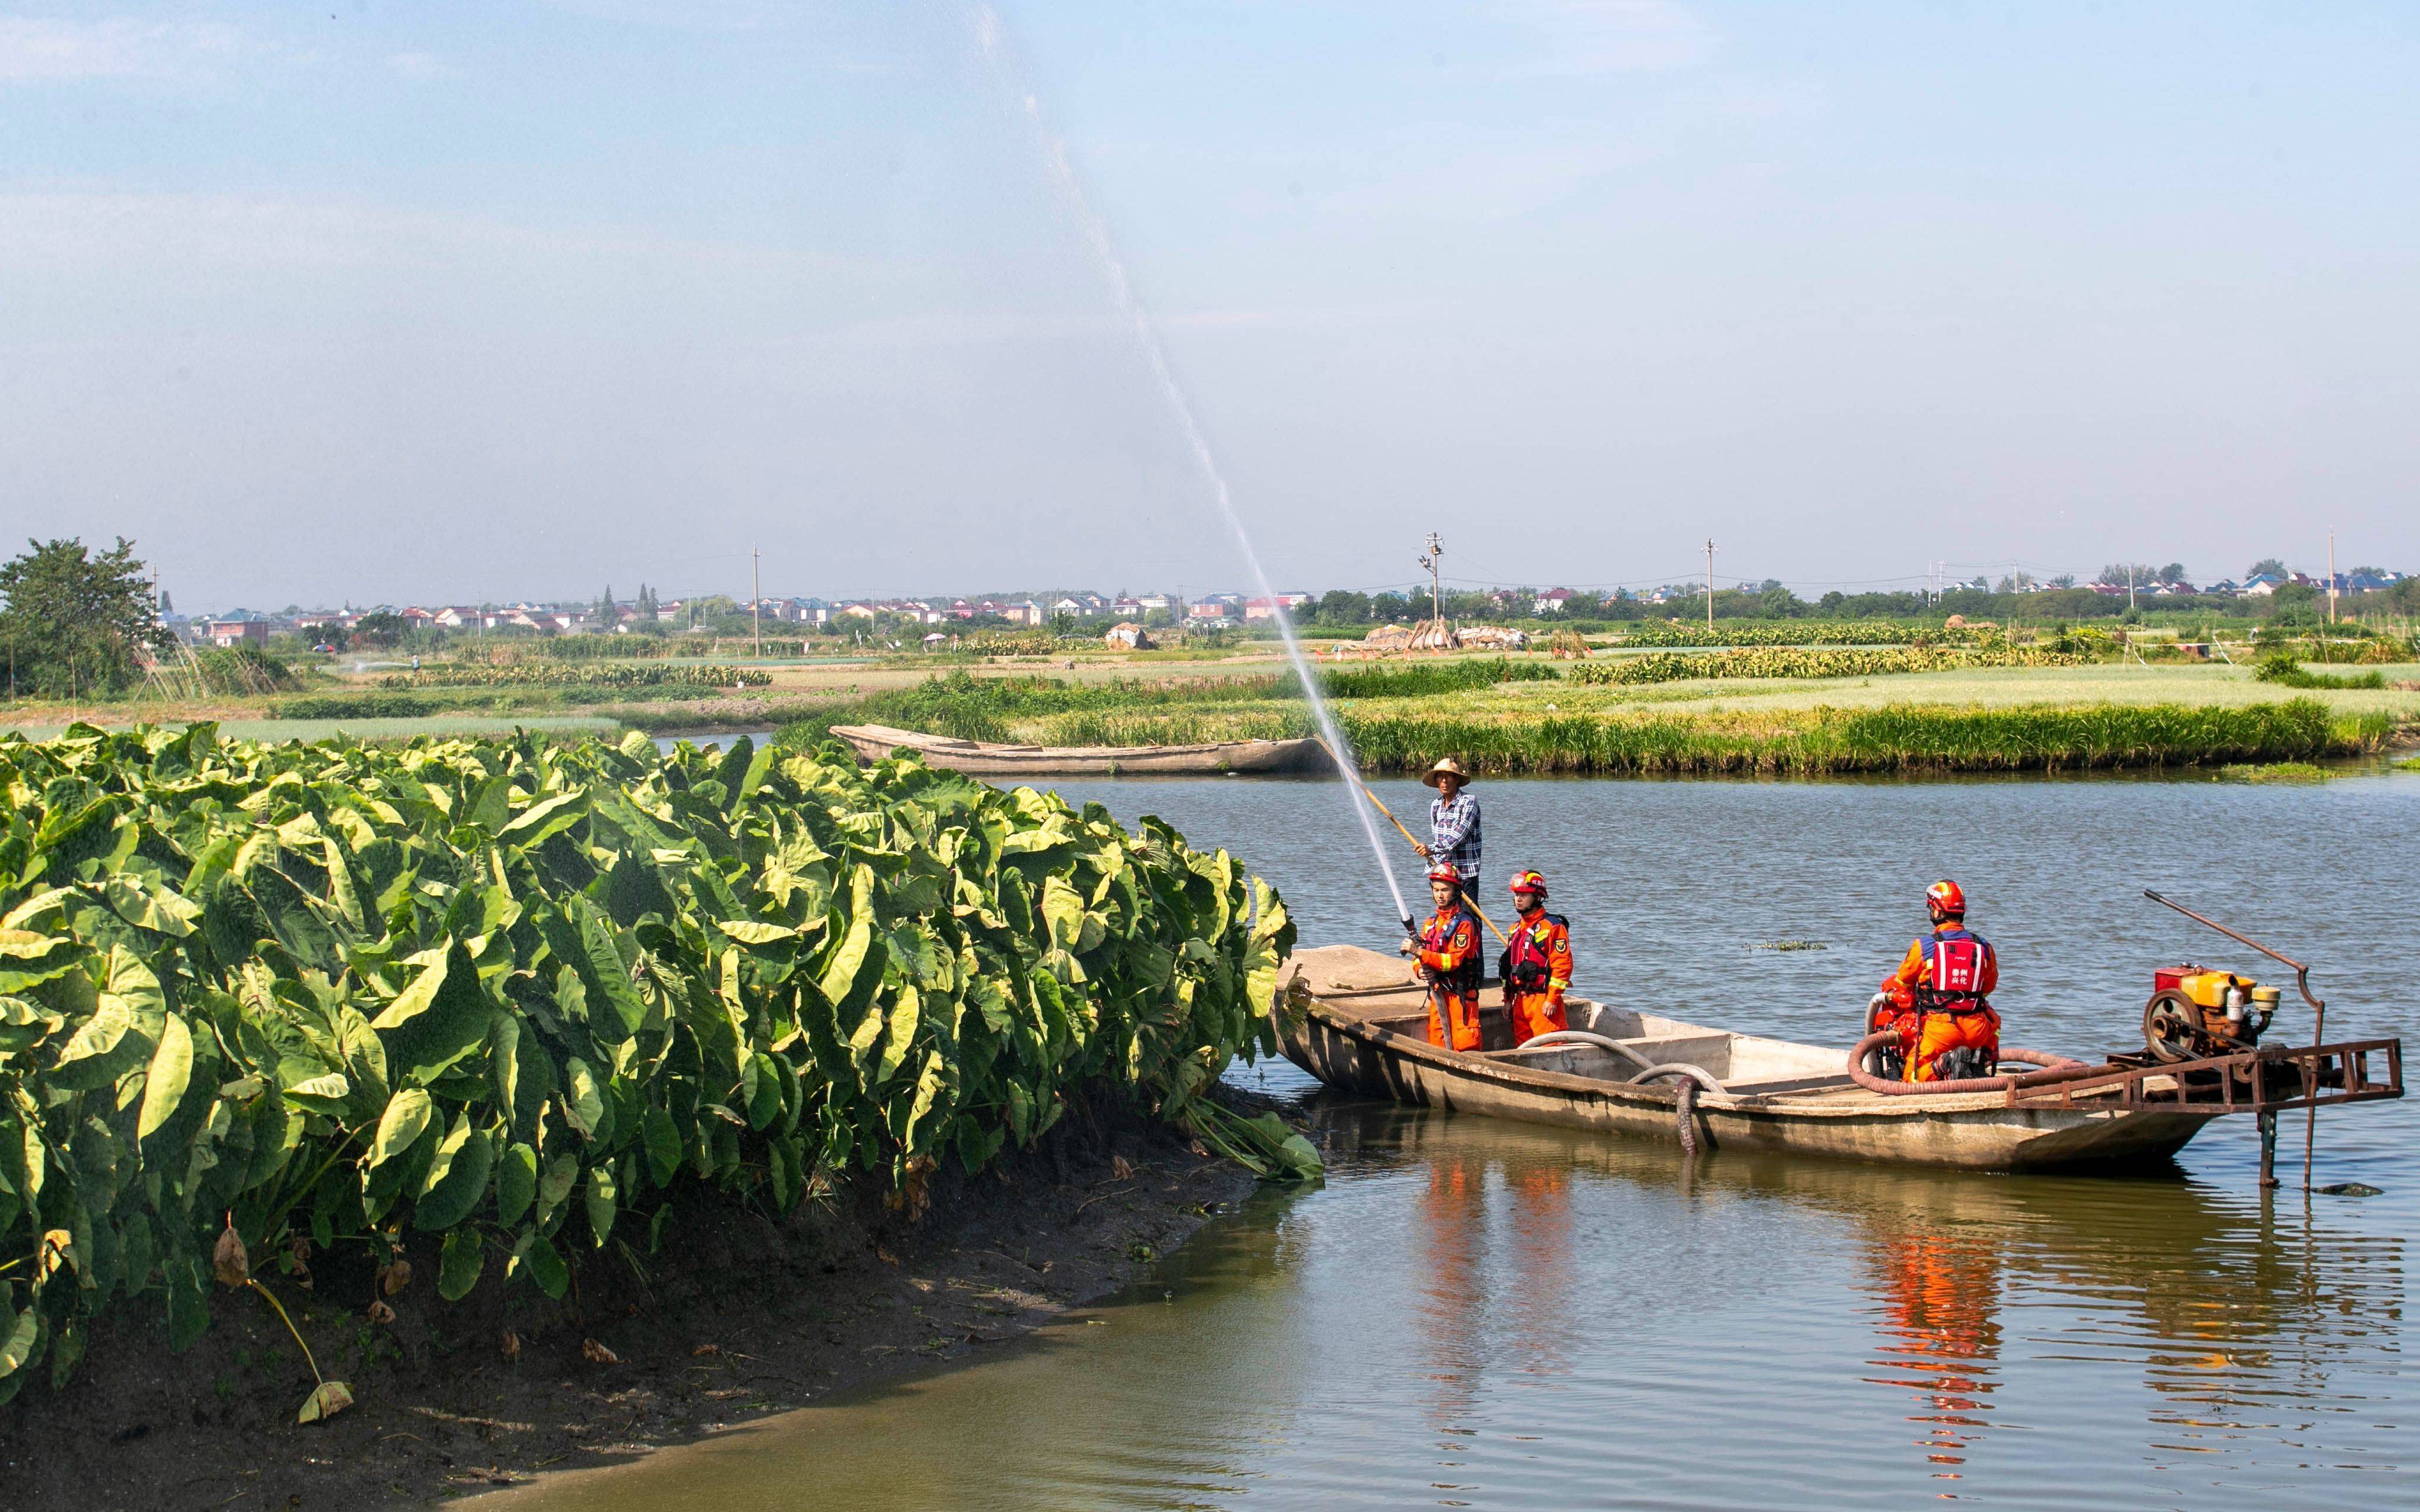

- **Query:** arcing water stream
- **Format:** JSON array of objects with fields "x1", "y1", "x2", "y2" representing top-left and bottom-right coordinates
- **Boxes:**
[{"x1": 968, "y1": 4, "x2": 1412, "y2": 928}]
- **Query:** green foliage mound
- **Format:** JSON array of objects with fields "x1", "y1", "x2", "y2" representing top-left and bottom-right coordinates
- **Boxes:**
[
  {"x1": 0, "y1": 724, "x2": 1298, "y2": 1404},
  {"x1": 2251, "y1": 654, "x2": 2386, "y2": 690}
]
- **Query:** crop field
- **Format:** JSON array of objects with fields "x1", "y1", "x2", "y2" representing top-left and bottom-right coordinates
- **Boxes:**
[
  {"x1": 0, "y1": 723, "x2": 1301, "y2": 1412},
  {"x1": 1608, "y1": 618, "x2": 1957, "y2": 647},
  {"x1": 1567, "y1": 645, "x2": 2083, "y2": 684}
]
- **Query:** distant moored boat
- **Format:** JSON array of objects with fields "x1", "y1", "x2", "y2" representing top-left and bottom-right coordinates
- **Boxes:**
[{"x1": 828, "y1": 722, "x2": 1324, "y2": 776}]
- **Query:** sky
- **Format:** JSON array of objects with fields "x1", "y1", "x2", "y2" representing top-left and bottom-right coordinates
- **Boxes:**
[{"x1": 2, "y1": 1, "x2": 2415, "y2": 612}]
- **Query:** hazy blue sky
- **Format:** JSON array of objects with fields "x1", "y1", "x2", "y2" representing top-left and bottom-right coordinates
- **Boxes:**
[{"x1": 4, "y1": 2, "x2": 2415, "y2": 611}]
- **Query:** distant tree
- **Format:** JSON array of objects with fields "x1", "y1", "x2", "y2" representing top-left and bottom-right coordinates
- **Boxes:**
[
  {"x1": 2245, "y1": 558, "x2": 2289, "y2": 581},
  {"x1": 2098, "y1": 562, "x2": 2156, "y2": 588},
  {"x1": 2049, "y1": 574, "x2": 2076, "y2": 589},
  {"x1": 1817, "y1": 590, "x2": 1847, "y2": 613},
  {"x1": 2347, "y1": 565, "x2": 2387, "y2": 579},
  {"x1": 1757, "y1": 584, "x2": 1804, "y2": 618},
  {"x1": 349, "y1": 611, "x2": 407, "y2": 648},
  {"x1": 1315, "y1": 589, "x2": 1371, "y2": 626},
  {"x1": 1369, "y1": 592, "x2": 1412, "y2": 622},
  {"x1": 0, "y1": 536, "x2": 172, "y2": 699},
  {"x1": 596, "y1": 585, "x2": 617, "y2": 627}
]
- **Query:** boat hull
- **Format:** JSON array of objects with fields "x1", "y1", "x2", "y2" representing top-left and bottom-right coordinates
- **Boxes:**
[{"x1": 831, "y1": 723, "x2": 1321, "y2": 776}]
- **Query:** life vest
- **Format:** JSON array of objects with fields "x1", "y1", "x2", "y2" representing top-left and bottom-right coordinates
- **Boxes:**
[
  {"x1": 1498, "y1": 913, "x2": 1569, "y2": 994},
  {"x1": 1920, "y1": 929, "x2": 1993, "y2": 1014},
  {"x1": 1419, "y1": 906, "x2": 1483, "y2": 996}
]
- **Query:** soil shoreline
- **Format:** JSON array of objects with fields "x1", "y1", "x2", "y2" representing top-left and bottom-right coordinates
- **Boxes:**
[{"x1": 0, "y1": 1093, "x2": 1266, "y2": 1511}]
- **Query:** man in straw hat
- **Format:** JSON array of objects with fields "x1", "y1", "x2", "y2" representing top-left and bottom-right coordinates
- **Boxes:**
[{"x1": 1413, "y1": 756, "x2": 1481, "y2": 898}]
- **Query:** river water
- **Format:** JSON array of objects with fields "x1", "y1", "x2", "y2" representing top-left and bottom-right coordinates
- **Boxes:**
[{"x1": 488, "y1": 770, "x2": 2419, "y2": 1510}]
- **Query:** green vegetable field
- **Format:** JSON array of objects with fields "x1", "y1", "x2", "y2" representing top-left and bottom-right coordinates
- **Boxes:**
[
  {"x1": 1568, "y1": 645, "x2": 2083, "y2": 684},
  {"x1": 0, "y1": 724, "x2": 1302, "y2": 1414}
]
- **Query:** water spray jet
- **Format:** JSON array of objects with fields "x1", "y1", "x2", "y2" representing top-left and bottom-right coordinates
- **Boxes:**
[{"x1": 969, "y1": 4, "x2": 1410, "y2": 928}]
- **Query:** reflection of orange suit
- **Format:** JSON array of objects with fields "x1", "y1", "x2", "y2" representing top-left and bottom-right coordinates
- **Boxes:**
[
  {"x1": 1418, "y1": 905, "x2": 1482, "y2": 1051},
  {"x1": 1880, "y1": 927, "x2": 2001, "y2": 1082},
  {"x1": 1873, "y1": 1230, "x2": 2002, "y2": 1467},
  {"x1": 1500, "y1": 911, "x2": 1572, "y2": 1045}
]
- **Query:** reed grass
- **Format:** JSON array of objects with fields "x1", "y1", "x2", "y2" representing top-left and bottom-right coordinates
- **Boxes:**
[{"x1": 1338, "y1": 699, "x2": 2384, "y2": 775}]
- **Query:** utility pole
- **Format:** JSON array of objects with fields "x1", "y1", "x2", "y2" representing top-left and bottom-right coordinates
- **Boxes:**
[
  {"x1": 1418, "y1": 532, "x2": 1445, "y2": 625},
  {"x1": 2327, "y1": 531, "x2": 2337, "y2": 625},
  {"x1": 1704, "y1": 539, "x2": 1717, "y2": 631},
  {"x1": 751, "y1": 545, "x2": 762, "y2": 661},
  {"x1": 2128, "y1": 564, "x2": 2137, "y2": 615}
]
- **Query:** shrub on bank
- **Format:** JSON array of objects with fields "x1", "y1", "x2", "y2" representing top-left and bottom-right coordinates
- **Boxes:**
[
  {"x1": 2252, "y1": 654, "x2": 2387, "y2": 690},
  {"x1": 0, "y1": 724, "x2": 1299, "y2": 1409}
]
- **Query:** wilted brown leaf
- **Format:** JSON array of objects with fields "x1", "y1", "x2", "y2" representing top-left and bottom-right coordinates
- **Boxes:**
[
  {"x1": 1110, "y1": 1156, "x2": 1133, "y2": 1181},
  {"x1": 581, "y1": 1339, "x2": 619, "y2": 1365},
  {"x1": 691, "y1": 1343, "x2": 721, "y2": 1356},
  {"x1": 377, "y1": 1259, "x2": 413, "y2": 1296},
  {"x1": 297, "y1": 1380, "x2": 354, "y2": 1424},
  {"x1": 500, "y1": 1330, "x2": 521, "y2": 1362},
  {"x1": 213, "y1": 1221, "x2": 250, "y2": 1289},
  {"x1": 873, "y1": 1243, "x2": 899, "y2": 1267},
  {"x1": 367, "y1": 1300, "x2": 396, "y2": 1326},
  {"x1": 38, "y1": 1229, "x2": 73, "y2": 1283}
]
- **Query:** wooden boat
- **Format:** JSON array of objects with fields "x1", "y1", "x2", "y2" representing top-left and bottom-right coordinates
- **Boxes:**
[
  {"x1": 1280, "y1": 944, "x2": 2402, "y2": 1172},
  {"x1": 829, "y1": 723, "x2": 1322, "y2": 777}
]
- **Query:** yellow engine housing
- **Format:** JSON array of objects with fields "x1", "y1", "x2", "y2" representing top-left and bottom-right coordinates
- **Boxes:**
[{"x1": 2176, "y1": 970, "x2": 2255, "y2": 1009}]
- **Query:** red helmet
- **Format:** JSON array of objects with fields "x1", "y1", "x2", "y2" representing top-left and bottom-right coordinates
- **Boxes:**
[
  {"x1": 1508, "y1": 870, "x2": 1547, "y2": 896},
  {"x1": 1428, "y1": 864, "x2": 1463, "y2": 884},
  {"x1": 1926, "y1": 879, "x2": 1966, "y2": 919}
]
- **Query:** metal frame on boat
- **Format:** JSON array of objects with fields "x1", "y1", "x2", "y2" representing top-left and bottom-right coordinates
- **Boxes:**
[{"x1": 1277, "y1": 946, "x2": 2404, "y2": 1174}]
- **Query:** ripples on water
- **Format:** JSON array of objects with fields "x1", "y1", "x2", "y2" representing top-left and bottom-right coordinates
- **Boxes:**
[{"x1": 488, "y1": 771, "x2": 2416, "y2": 1510}]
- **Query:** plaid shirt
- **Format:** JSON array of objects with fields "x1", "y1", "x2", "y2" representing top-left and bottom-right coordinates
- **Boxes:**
[{"x1": 1429, "y1": 789, "x2": 1482, "y2": 882}]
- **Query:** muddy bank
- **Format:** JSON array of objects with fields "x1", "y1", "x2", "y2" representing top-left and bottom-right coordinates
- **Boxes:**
[{"x1": 0, "y1": 1093, "x2": 1268, "y2": 1512}]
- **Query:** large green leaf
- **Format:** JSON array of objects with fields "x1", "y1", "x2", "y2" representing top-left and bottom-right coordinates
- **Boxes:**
[
  {"x1": 368, "y1": 1087, "x2": 435, "y2": 1171},
  {"x1": 134, "y1": 1012, "x2": 193, "y2": 1143},
  {"x1": 494, "y1": 1141, "x2": 538, "y2": 1227},
  {"x1": 438, "y1": 1227, "x2": 484, "y2": 1300},
  {"x1": 373, "y1": 942, "x2": 492, "y2": 1085},
  {"x1": 414, "y1": 1119, "x2": 495, "y2": 1231}
]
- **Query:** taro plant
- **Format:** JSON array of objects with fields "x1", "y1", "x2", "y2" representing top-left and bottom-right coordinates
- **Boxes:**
[{"x1": 0, "y1": 723, "x2": 1302, "y2": 1405}]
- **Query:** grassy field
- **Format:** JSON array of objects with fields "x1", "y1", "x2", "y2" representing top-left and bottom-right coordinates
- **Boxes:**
[
  {"x1": 10, "y1": 653, "x2": 2414, "y2": 771},
  {"x1": 774, "y1": 660, "x2": 2418, "y2": 776}
]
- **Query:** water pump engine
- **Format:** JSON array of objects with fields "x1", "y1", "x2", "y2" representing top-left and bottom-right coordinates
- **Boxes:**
[{"x1": 2142, "y1": 963, "x2": 2279, "y2": 1062}]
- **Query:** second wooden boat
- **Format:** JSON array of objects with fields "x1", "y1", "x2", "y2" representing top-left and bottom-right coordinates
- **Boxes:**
[
  {"x1": 1280, "y1": 944, "x2": 2402, "y2": 1172},
  {"x1": 829, "y1": 723, "x2": 1323, "y2": 776}
]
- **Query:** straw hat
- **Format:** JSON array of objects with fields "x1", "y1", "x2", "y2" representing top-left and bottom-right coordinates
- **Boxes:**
[{"x1": 1420, "y1": 756, "x2": 1472, "y2": 789}]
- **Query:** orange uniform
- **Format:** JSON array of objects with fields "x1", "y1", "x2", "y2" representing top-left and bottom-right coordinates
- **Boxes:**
[
  {"x1": 1499, "y1": 910, "x2": 1573, "y2": 1045},
  {"x1": 1417, "y1": 902, "x2": 1483, "y2": 1051},
  {"x1": 1880, "y1": 927, "x2": 2001, "y2": 1082}
]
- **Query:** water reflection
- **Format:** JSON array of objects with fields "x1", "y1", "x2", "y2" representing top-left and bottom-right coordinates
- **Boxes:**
[
  {"x1": 1862, "y1": 1223, "x2": 2001, "y2": 1475},
  {"x1": 477, "y1": 1095, "x2": 2408, "y2": 1512}
]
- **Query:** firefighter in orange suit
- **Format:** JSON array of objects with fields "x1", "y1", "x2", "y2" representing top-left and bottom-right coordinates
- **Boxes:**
[
  {"x1": 1498, "y1": 871, "x2": 1572, "y2": 1045},
  {"x1": 1873, "y1": 880, "x2": 2001, "y2": 1082},
  {"x1": 1401, "y1": 865, "x2": 1483, "y2": 1050}
]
